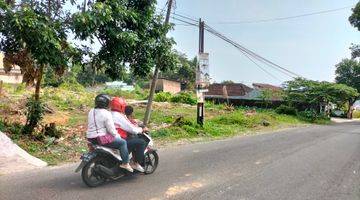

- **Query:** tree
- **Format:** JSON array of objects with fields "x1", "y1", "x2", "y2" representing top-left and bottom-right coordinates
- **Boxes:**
[
  {"x1": 335, "y1": 59, "x2": 360, "y2": 118},
  {"x1": 160, "y1": 51, "x2": 197, "y2": 90},
  {"x1": 71, "y1": 0, "x2": 178, "y2": 79},
  {"x1": 0, "y1": 0, "x2": 77, "y2": 133},
  {"x1": 284, "y1": 78, "x2": 358, "y2": 116},
  {"x1": 349, "y1": 2, "x2": 360, "y2": 58},
  {"x1": 349, "y1": 1, "x2": 360, "y2": 31},
  {"x1": 0, "y1": 0, "x2": 75, "y2": 85}
]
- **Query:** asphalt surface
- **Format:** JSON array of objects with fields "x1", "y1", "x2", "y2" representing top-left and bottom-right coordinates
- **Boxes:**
[{"x1": 1, "y1": 122, "x2": 360, "y2": 200}]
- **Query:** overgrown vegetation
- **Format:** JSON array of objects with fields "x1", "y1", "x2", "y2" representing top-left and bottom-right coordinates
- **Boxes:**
[
  {"x1": 154, "y1": 91, "x2": 197, "y2": 105},
  {"x1": 1, "y1": 83, "x2": 325, "y2": 165}
]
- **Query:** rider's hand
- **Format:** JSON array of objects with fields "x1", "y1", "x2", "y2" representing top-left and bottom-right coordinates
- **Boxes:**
[{"x1": 142, "y1": 127, "x2": 149, "y2": 133}]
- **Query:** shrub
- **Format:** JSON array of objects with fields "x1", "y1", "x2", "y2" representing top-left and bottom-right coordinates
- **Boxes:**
[
  {"x1": 22, "y1": 97, "x2": 44, "y2": 135},
  {"x1": 353, "y1": 110, "x2": 360, "y2": 118},
  {"x1": 170, "y1": 92, "x2": 197, "y2": 105},
  {"x1": 14, "y1": 83, "x2": 26, "y2": 94},
  {"x1": 101, "y1": 88, "x2": 136, "y2": 99},
  {"x1": 275, "y1": 105, "x2": 297, "y2": 116},
  {"x1": 59, "y1": 82, "x2": 85, "y2": 92},
  {"x1": 154, "y1": 92, "x2": 172, "y2": 102},
  {"x1": 298, "y1": 109, "x2": 329, "y2": 122}
]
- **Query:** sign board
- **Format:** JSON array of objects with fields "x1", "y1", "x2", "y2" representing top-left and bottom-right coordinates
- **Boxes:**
[{"x1": 196, "y1": 53, "x2": 210, "y2": 88}]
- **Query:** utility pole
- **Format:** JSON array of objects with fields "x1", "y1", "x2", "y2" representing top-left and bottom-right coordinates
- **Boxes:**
[
  {"x1": 197, "y1": 19, "x2": 205, "y2": 126},
  {"x1": 143, "y1": 0, "x2": 173, "y2": 126}
]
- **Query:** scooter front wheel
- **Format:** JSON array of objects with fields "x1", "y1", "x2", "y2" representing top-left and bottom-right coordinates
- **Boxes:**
[{"x1": 144, "y1": 151, "x2": 159, "y2": 174}]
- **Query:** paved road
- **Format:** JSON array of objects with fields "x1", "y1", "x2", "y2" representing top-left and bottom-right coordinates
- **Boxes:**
[{"x1": 1, "y1": 122, "x2": 360, "y2": 200}]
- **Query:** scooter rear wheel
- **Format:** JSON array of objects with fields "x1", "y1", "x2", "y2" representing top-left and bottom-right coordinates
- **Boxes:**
[
  {"x1": 144, "y1": 151, "x2": 159, "y2": 174},
  {"x1": 81, "y1": 156, "x2": 108, "y2": 187}
]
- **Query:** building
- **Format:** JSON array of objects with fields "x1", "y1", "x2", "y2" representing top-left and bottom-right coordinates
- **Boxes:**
[
  {"x1": 154, "y1": 78, "x2": 181, "y2": 94},
  {"x1": 252, "y1": 83, "x2": 282, "y2": 91},
  {"x1": 0, "y1": 53, "x2": 23, "y2": 84},
  {"x1": 205, "y1": 82, "x2": 284, "y2": 107},
  {"x1": 205, "y1": 83, "x2": 253, "y2": 98}
]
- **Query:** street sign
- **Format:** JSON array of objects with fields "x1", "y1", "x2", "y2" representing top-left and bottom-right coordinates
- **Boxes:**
[{"x1": 196, "y1": 53, "x2": 210, "y2": 88}]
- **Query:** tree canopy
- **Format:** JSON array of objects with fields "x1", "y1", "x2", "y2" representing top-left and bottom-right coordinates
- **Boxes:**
[
  {"x1": 349, "y1": 2, "x2": 360, "y2": 58},
  {"x1": 71, "y1": 0, "x2": 178, "y2": 79},
  {"x1": 284, "y1": 78, "x2": 358, "y2": 112},
  {"x1": 159, "y1": 51, "x2": 197, "y2": 89},
  {"x1": 335, "y1": 59, "x2": 360, "y2": 94}
]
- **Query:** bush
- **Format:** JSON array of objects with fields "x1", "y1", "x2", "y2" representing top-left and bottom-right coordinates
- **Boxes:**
[
  {"x1": 22, "y1": 97, "x2": 44, "y2": 135},
  {"x1": 275, "y1": 105, "x2": 297, "y2": 116},
  {"x1": 298, "y1": 109, "x2": 329, "y2": 122},
  {"x1": 59, "y1": 82, "x2": 85, "y2": 92},
  {"x1": 154, "y1": 92, "x2": 172, "y2": 102},
  {"x1": 170, "y1": 92, "x2": 197, "y2": 105},
  {"x1": 353, "y1": 110, "x2": 360, "y2": 118}
]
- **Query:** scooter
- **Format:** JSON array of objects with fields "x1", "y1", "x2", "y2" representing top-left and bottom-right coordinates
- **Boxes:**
[{"x1": 75, "y1": 133, "x2": 159, "y2": 187}]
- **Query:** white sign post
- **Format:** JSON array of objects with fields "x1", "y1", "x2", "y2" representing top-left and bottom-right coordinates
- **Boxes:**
[{"x1": 196, "y1": 53, "x2": 210, "y2": 125}]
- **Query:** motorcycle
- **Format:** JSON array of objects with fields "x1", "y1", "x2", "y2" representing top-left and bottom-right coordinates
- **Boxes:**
[{"x1": 75, "y1": 133, "x2": 159, "y2": 187}]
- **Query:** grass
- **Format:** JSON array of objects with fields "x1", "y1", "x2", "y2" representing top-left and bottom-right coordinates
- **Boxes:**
[{"x1": 0, "y1": 83, "x2": 327, "y2": 165}]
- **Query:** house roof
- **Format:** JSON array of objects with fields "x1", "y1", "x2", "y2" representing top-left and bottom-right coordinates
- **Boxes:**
[
  {"x1": 157, "y1": 77, "x2": 181, "y2": 83},
  {"x1": 252, "y1": 83, "x2": 282, "y2": 91},
  {"x1": 205, "y1": 83, "x2": 252, "y2": 96}
]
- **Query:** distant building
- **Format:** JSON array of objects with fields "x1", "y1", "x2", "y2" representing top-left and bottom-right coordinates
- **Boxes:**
[
  {"x1": 252, "y1": 83, "x2": 282, "y2": 91},
  {"x1": 205, "y1": 83, "x2": 253, "y2": 98},
  {"x1": 0, "y1": 53, "x2": 23, "y2": 84},
  {"x1": 154, "y1": 78, "x2": 181, "y2": 94},
  {"x1": 205, "y1": 82, "x2": 284, "y2": 107},
  {"x1": 105, "y1": 81, "x2": 134, "y2": 91}
]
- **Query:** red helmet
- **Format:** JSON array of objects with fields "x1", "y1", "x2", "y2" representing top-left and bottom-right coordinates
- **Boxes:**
[{"x1": 110, "y1": 97, "x2": 127, "y2": 113}]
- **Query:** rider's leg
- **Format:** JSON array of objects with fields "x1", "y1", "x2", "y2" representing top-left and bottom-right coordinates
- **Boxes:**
[
  {"x1": 103, "y1": 136, "x2": 133, "y2": 172},
  {"x1": 127, "y1": 138, "x2": 146, "y2": 163},
  {"x1": 126, "y1": 138, "x2": 146, "y2": 171}
]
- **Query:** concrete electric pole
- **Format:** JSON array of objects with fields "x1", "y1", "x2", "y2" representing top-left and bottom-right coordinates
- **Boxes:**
[
  {"x1": 143, "y1": 0, "x2": 174, "y2": 126},
  {"x1": 197, "y1": 19, "x2": 205, "y2": 126}
]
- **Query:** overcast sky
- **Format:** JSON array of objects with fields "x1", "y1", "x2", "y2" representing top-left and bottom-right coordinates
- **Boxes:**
[{"x1": 157, "y1": 0, "x2": 360, "y2": 86}]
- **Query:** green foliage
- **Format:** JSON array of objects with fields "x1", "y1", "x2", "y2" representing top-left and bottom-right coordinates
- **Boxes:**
[
  {"x1": 335, "y1": 59, "x2": 360, "y2": 93},
  {"x1": 22, "y1": 97, "x2": 44, "y2": 135},
  {"x1": 76, "y1": 65, "x2": 111, "y2": 86},
  {"x1": 154, "y1": 92, "x2": 172, "y2": 102},
  {"x1": 42, "y1": 86, "x2": 95, "y2": 111},
  {"x1": 284, "y1": 78, "x2": 358, "y2": 112},
  {"x1": 101, "y1": 87, "x2": 148, "y2": 100},
  {"x1": 349, "y1": 2, "x2": 360, "y2": 31},
  {"x1": 353, "y1": 110, "x2": 360, "y2": 118},
  {"x1": 275, "y1": 105, "x2": 297, "y2": 116},
  {"x1": 160, "y1": 52, "x2": 197, "y2": 90},
  {"x1": 0, "y1": 120, "x2": 24, "y2": 140},
  {"x1": 298, "y1": 110, "x2": 329, "y2": 123},
  {"x1": 14, "y1": 83, "x2": 26, "y2": 94},
  {"x1": 71, "y1": 0, "x2": 178, "y2": 79},
  {"x1": 58, "y1": 82, "x2": 85, "y2": 93},
  {"x1": 170, "y1": 92, "x2": 197, "y2": 105}
]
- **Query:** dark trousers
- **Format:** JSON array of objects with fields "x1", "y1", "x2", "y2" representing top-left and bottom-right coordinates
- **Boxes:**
[{"x1": 127, "y1": 137, "x2": 146, "y2": 164}]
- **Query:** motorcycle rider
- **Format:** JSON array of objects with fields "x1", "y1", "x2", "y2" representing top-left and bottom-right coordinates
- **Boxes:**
[
  {"x1": 86, "y1": 94, "x2": 133, "y2": 172},
  {"x1": 110, "y1": 97, "x2": 147, "y2": 173}
]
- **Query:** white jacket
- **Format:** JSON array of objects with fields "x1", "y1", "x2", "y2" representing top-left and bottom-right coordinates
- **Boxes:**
[
  {"x1": 111, "y1": 111, "x2": 143, "y2": 135},
  {"x1": 86, "y1": 108, "x2": 118, "y2": 138}
]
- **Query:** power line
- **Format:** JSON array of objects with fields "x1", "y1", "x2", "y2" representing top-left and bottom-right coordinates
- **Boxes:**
[
  {"x1": 171, "y1": 16, "x2": 198, "y2": 26},
  {"x1": 172, "y1": 12, "x2": 198, "y2": 23},
  {"x1": 205, "y1": 26, "x2": 292, "y2": 80},
  {"x1": 171, "y1": 16, "x2": 297, "y2": 80},
  {"x1": 214, "y1": 5, "x2": 354, "y2": 24},
  {"x1": 204, "y1": 24, "x2": 301, "y2": 78}
]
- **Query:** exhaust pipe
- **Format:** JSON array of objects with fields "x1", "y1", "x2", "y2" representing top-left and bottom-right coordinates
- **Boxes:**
[{"x1": 94, "y1": 165, "x2": 115, "y2": 178}]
